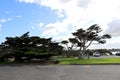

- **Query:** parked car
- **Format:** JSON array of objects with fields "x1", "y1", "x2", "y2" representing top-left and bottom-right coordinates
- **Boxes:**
[
  {"x1": 93, "y1": 52, "x2": 100, "y2": 57},
  {"x1": 115, "y1": 53, "x2": 120, "y2": 56}
]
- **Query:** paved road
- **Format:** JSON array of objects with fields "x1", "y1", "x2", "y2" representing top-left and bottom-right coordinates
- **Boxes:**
[{"x1": 0, "y1": 65, "x2": 120, "y2": 80}]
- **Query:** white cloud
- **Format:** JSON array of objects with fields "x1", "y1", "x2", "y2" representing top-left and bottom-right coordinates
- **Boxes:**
[
  {"x1": 55, "y1": 9, "x2": 65, "y2": 18},
  {"x1": 7, "y1": 18, "x2": 12, "y2": 21},
  {"x1": 0, "y1": 19, "x2": 6, "y2": 23},
  {"x1": 77, "y1": 0, "x2": 91, "y2": 8},
  {"x1": 18, "y1": 0, "x2": 120, "y2": 48},
  {"x1": 18, "y1": 0, "x2": 35, "y2": 3},
  {"x1": 90, "y1": 37, "x2": 120, "y2": 49},
  {"x1": 17, "y1": 0, "x2": 120, "y2": 27},
  {"x1": 0, "y1": 18, "x2": 12, "y2": 31},
  {"x1": 105, "y1": 18, "x2": 120, "y2": 37},
  {"x1": 38, "y1": 22, "x2": 44, "y2": 31},
  {"x1": 53, "y1": 34, "x2": 72, "y2": 42},
  {"x1": 0, "y1": 24, "x2": 1, "y2": 27},
  {"x1": 39, "y1": 22, "x2": 44, "y2": 27},
  {"x1": 41, "y1": 20, "x2": 70, "y2": 37},
  {"x1": 0, "y1": 18, "x2": 12, "y2": 23},
  {"x1": 16, "y1": 15, "x2": 22, "y2": 18},
  {"x1": 0, "y1": 24, "x2": 2, "y2": 30},
  {"x1": 31, "y1": 26, "x2": 35, "y2": 29}
]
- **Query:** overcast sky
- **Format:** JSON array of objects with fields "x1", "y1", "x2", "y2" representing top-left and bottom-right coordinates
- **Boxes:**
[{"x1": 0, "y1": 0, "x2": 120, "y2": 49}]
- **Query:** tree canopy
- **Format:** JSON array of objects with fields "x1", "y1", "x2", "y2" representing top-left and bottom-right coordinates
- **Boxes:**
[
  {"x1": 61, "y1": 24, "x2": 111, "y2": 59},
  {"x1": 0, "y1": 32, "x2": 63, "y2": 62}
]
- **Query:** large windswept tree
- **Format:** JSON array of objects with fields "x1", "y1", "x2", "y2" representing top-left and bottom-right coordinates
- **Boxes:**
[
  {"x1": 0, "y1": 32, "x2": 63, "y2": 62},
  {"x1": 72, "y1": 24, "x2": 111, "y2": 59}
]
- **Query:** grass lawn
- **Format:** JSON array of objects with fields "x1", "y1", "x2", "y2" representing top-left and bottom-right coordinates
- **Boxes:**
[{"x1": 58, "y1": 57, "x2": 120, "y2": 65}]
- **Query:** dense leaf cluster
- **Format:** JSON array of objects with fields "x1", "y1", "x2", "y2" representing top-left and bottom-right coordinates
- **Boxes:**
[{"x1": 0, "y1": 32, "x2": 63, "y2": 62}]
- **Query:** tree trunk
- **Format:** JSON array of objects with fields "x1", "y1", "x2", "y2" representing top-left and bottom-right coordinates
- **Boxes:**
[
  {"x1": 87, "y1": 53, "x2": 90, "y2": 59},
  {"x1": 78, "y1": 51, "x2": 84, "y2": 59},
  {"x1": 78, "y1": 47, "x2": 85, "y2": 59}
]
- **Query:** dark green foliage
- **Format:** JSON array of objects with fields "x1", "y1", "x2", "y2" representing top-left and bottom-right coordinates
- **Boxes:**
[{"x1": 0, "y1": 32, "x2": 63, "y2": 62}]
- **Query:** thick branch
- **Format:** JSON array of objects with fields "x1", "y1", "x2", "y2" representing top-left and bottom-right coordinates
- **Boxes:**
[{"x1": 85, "y1": 40, "x2": 93, "y2": 49}]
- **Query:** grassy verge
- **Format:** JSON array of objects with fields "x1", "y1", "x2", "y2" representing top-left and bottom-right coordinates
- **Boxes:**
[{"x1": 58, "y1": 57, "x2": 120, "y2": 65}]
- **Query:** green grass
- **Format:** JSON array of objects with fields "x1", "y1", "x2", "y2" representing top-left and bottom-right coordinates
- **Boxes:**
[{"x1": 59, "y1": 57, "x2": 120, "y2": 65}]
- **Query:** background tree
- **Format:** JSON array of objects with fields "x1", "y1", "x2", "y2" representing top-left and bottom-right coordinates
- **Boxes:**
[
  {"x1": 61, "y1": 40, "x2": 69, "y2": 50},
  {"x1": 68, "y1": 38, "x2": 78, "y2": 50},
  {"x1": 72, "y1": 24, "x2": 111, "y2": 59},
  {"x1": 61, "y1": 40, "x2": 69, "y2": 57},
  {"x1": 61, "y1": 38, "x2": 79, "y2": 57}
]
